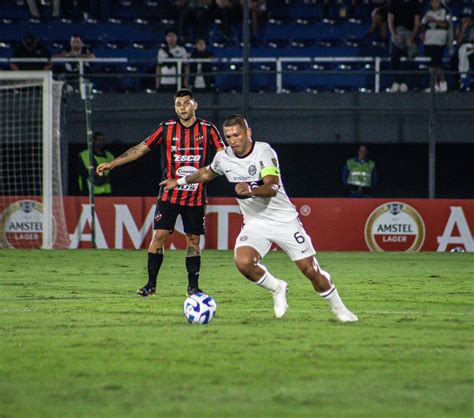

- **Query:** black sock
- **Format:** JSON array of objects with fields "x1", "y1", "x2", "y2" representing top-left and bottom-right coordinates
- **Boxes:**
[
  {"x1": 186, "y1": 256, "x2": 201, "y2": 289},
  {"x1": 147, "y1": 252, "x2": 163, "y2": 287}
]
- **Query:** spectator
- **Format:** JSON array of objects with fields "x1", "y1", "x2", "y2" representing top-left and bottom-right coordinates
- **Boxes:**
[
  {"x1": 190, "y1": 38, "x2": 215, "y2": 91},
  {"x1": 156, "y1": 29, "x2": 189, "y2": 92},
  {"x1": 248, "y1": 0, "x2": 267, "y2": 43},
  {"x1": 178, "y1": 0, "x2": 215, "y2": 44},
  {"x1": 421, "y1": 0, "x2": 450, "y2": 92},
  {"x1": 84, "y1": 0, "x2": 112, "y2": 20},
  {"x1": 322, "y1": 0, "x2": 356, "y2": 20},
  {"x1": 388, "y1": 0, "x2": 421, "y2": 92},
  {"x1": 55, "y1": 35, "x2": 96, "y2": 92},
  {"x1": 78, "y1": 132, "x2": 115, "y2": 196},
  {"x1": 215, "y1": 0, "x2": 241, "y2": 42},
  {"x1": 342, "y1": 145, "x2": 377, "y2": 198},
  {"x1": 456, "y1": 8, "x2": 474, "y2": 90},
  {"x1": 367, "y1": 2, "x2": 389, "y2": 46},
  {"x1": 10, "y1": 34, "x2": 52, "y2": 71},
  {"x1": 26, "y1": 0, "x2": 60, "y2": 18}
]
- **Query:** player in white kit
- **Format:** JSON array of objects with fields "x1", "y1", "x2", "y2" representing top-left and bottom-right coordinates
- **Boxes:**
[{"x1": 160, "y1": 115, "x2": 358, "y2": 322}]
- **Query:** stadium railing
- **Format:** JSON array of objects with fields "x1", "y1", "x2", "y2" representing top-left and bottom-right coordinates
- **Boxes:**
[{"x1": 2, "y1": 55, "x2": 465, "y2": 94}]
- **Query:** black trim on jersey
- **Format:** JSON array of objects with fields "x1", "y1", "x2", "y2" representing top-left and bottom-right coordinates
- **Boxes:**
[
  {"x1": 177, "y1": 118, "x2": 199, "y2": 130},
  {"x1": 209, "y1": 165, "x2": 221, "y2": 175},
  {"x1": 234, "y1": 179, "x2": 264, "y2": 199},
  {"x1": 235, "y1": 141, "x2": 255, "y2": 159}
]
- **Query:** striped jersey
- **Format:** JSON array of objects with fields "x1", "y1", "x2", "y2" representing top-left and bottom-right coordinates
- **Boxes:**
[{"x1": 144, "y1": 118, "x2": 224, "y2": 206}]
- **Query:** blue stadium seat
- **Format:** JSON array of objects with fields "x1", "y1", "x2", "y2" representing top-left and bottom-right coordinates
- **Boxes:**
[
  {"x1": 288, "y1": 4, "x2": 321, "y2": 20},
  {"x1": 264, "y1": 22, "x2": 290, "y2": 41},
  {"x1": 214, "y1": 63, "x2": 242, "y2": 92}
]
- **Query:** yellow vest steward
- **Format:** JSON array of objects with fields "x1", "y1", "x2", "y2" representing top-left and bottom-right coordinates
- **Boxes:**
[
  {"x1": 79, "y1": 150, "x2": 114, "y2": 195},
  {"x1": 346, "y1": 158, "x2": 375, "y2": 188}
]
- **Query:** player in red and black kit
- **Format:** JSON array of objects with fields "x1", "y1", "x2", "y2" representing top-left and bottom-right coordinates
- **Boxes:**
[{"x1": 96, "y1": 89, "x2": 225, "y2": 296}]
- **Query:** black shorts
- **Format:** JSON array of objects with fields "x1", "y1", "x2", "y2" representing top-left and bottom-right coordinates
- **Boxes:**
[
  {"x1": 425, "y1": 45, "x2": 445, "y2": 67},
  {"x1": 153, "y1": 201, "x2": 205, "y2": 235}
]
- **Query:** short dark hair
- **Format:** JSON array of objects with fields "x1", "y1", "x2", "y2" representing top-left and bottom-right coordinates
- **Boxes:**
[
  {"x1": 165, "y1": 28, "x2": 177, "y2": 36},
  {"x1": 93, "y1": 131, "x2": 104, "y2": 140},
  {"x1": 174, "y1": 88, "x2": 194, "y2": 100},
  {"x1": 223, "y1": 114, "x2": 248, "y2": 130}
]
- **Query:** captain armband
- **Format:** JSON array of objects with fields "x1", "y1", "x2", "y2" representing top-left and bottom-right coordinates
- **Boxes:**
[
  {"x1": 177, "y1": 177, "x2": 187, "y2": 186},
  {"x1": 261, "y1": 166, "x2": 280, "y2": 177}
]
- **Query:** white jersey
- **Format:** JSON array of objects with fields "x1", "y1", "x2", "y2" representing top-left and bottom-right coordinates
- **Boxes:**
[
  {"x1": 210, "y1": 141, "x2": 298, "y2": 223},
  {"x1": 422, "y1": 7, "x2": 450, "y2": 46},
  {"x1": 157, "y1": 45, "x2": 188, "y2": 85}
]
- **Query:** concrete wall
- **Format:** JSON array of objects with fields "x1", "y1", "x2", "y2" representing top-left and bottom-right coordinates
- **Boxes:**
[{"x1": 64, "y1": 92, "x2": 474, "y2": 144}]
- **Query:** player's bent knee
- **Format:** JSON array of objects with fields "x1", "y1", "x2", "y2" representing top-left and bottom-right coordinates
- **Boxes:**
[
  {"x1": 296, "y1": 258, "x2": 317, "y2": 279},
  {"x1": 234, "y1": 256, "x2": 255, "y2": 277}
]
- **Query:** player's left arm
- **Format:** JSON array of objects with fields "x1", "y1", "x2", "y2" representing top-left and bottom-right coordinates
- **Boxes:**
[
  {"x1": 236, "y1": 145, "x2": 281, "y2": 198},
  {"x1": 235, "y1": 170, "x2": 280, "y2": 198}
]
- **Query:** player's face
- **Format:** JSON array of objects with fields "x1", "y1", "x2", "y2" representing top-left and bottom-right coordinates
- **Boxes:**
[
  {"x1": 175, "y1": 96, "x2": 197, "y2": 121},
  {"x1": 224, "y1": 124, "x2": 252, "y2": 156}
]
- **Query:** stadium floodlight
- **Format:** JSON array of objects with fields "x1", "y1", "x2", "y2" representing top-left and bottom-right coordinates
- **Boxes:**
[{"x1": 0, "y1": 71, "x2": 69, "y2": 249}]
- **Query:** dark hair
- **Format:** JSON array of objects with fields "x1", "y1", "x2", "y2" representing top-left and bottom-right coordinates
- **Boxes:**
[
  {"x1": 93, "y1": 131, "x2": 104, "y2": 140},
  {"x1": 174, "y1": 88, "x2": 194, "y2": 100},
  {"x1": 223, "y1": 114, "x2": 248, "y2": 130},
  {"x1": 165, "y1": 28, "x2": 178, "y2": 36}
]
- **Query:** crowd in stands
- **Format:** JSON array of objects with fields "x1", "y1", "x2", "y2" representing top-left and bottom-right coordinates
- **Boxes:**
[{"x1": 2, "y1": 0, "x2": 473, "y2": 92}]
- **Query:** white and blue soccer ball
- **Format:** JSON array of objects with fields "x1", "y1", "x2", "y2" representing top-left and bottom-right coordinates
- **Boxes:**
[{"x1": 183, "y1": 292, "x2": 217, "y2": 324}]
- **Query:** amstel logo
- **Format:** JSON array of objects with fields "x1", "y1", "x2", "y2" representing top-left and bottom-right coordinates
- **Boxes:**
[
  {"x1": 365, "y1": 202, "x2": 425, "y2": 252},
  {"x1": 0, "y1": 200, "x2": 45, "y2": 248}
]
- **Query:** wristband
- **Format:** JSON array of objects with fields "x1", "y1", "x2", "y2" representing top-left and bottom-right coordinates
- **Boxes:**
[{"x1": 177, "y1": 177, "x2": 187, "y2": 186}]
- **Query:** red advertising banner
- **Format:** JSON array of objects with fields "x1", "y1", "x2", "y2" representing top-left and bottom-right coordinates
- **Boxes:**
[{"x1": 1, "y1": 197, "x2": 473, "y2": 252}]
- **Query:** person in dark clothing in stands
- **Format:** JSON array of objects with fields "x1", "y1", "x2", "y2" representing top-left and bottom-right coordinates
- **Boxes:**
[
  {"x1": 388, "y1": 0, "x2": 421, "y2": 92},
  {"x1": 368, "y1": 2, "x2": 389, "y2": 45},
  {"x1": 190, "y1": 38, "x2": 215, "y2": 91},
  {"x1": 178, "y1": 0, "x2": 215, "y2": 44},
  {"x1": 10, "y1": 34, "x2": 51, "y2": 71},
  {"x1": 342, "y1": 145, "x2": 378, "y2": 197},
  {"x1": 215, "y1": 0, "x2": 241, "y2": 42}
]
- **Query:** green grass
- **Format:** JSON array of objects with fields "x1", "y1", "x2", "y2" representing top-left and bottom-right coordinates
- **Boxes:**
[{"x1": 1, "y1": 250, "x2": 473, "y2": 418}]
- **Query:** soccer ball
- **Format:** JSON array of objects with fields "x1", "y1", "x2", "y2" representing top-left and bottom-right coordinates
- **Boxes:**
[{"x1": 183, "y1": 292, "x2": 217, "y2": 324}]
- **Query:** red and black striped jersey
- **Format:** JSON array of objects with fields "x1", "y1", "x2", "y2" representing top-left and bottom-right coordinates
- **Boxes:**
[{"x1": 143, "y1": 118, "x2": 225, "y2": 206}]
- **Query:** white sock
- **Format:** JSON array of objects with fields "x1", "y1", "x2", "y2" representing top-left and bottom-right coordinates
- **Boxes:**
[
  {"x1": 255, "y1": 270, "x2": 281, "y2": 292},
  {"x1": 320, "y1": 286, "x2": 346, "y2": 311}
]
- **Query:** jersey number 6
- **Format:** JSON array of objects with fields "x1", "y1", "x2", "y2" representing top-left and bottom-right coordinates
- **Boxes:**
[{"x1": 294, "y1": 232, "x2": 305, "y2": 244}]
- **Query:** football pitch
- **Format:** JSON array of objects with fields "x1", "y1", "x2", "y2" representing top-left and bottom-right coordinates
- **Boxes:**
[{"x1": 1, "y1": 250, "x2": 473, "y2": 418}]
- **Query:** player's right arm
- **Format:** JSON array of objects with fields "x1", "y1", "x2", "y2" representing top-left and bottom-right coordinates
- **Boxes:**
[
  {"x1": 96, "y1": 142, "x2": 150, "y2": 176},
  {"x1": 160, "y1": 166, "x2": 218, "y2": 190}
]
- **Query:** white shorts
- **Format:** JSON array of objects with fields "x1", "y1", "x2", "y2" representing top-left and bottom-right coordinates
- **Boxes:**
[{"x1": 234, "y1": 217, "x2": 316, "y2": 261}]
